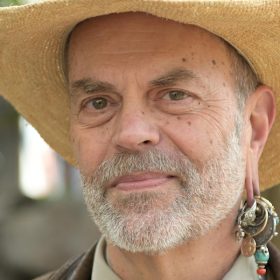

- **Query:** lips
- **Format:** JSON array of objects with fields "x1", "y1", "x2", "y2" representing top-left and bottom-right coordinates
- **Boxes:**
[{"x1": 110, "y1": 172, "x2": 175, "y2": 191}]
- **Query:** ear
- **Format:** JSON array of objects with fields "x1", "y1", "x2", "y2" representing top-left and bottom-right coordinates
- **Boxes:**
[
  {"x1": 244, "y1": 85, "x2": 276, "y2": 202},
  {"x1": 248, "y1": 85, "x2": 276, "y2": 158}
]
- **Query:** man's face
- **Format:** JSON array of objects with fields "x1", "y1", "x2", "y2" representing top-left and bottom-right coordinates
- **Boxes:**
[{"x1": 68, "y1": 13, "x2": 245, "y2": 253}]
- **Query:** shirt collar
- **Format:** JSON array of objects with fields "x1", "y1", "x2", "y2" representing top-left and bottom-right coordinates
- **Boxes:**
[
  {"x1": 92, "y1": 236, "x2": 120, "y2": 280},
  {"x1": 92, "y1": 236, "x2": 259, "y2": 280}
]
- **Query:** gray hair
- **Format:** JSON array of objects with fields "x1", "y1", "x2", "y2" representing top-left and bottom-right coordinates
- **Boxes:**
[{"x1": 225, "y1": 41, "x2": 260, "y2": 110}]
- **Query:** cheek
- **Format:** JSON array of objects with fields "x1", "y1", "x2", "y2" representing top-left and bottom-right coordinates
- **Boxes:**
[
  {"x1": 162, "y1": 116, "x2": 223, "y2": 164},
  {"x1": 70, "y1": 124, "x2": 112, "y2": 175}
]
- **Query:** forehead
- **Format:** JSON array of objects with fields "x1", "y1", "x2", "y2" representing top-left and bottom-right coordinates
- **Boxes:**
[
  {"x1": 68, "y1": 12, "x2": 233, "y2": 90},
  {"x1": 69, "y1": 12, "x2": 227, "y2": 56}
]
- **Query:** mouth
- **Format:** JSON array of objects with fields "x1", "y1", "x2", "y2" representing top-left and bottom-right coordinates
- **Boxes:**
[{"x1": 110, "y1": 172, "x2": 176, "y2": 191}]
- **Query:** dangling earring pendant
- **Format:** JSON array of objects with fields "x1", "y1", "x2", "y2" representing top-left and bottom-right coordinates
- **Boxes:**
[
  {"x1": 236, "y1": 196, "x2": 279, "y2": 276},
  {"x1": 254, "y1": 245, "x2": 269, "y2": 276}
]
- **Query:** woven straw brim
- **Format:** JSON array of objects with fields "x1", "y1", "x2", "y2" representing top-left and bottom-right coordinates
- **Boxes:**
[{"x1": 0, "y1": 0, "x2": 279, "y2": 191}]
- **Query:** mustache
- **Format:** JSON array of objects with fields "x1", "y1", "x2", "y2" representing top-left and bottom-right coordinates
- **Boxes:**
[{"x1": 82, "y1": 149, "x2": 199, "y2": 189}]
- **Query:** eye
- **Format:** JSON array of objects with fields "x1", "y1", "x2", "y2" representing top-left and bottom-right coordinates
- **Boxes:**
[
  {"x1": 86, "y1": 97, "x2": 108, "y2": 110},
  {"x1": 154, "y1": 88, "x2": 198, "y2": 115},
  {"x1": 164, "y1": 90, "x2": 190, "y2": 101},
  {"x1": 76, "y1": 95, "x2": 119, "y2": 127}
]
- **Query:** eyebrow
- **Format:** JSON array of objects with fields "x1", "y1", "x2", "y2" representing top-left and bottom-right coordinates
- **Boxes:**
[
  {"x1": 149, "y1": 68, "x2": 198, "y2": 87},
  {"x1": 70, "y1": 67, "x2": 198, "y2": 96},
  {"x1": 70, "y1": 78, "x2": 117, "y2": 96}
]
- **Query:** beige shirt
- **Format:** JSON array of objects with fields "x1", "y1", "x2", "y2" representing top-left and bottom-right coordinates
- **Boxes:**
[{"x1": 92, "y1": 236, "x2": 259, "y2": 280}]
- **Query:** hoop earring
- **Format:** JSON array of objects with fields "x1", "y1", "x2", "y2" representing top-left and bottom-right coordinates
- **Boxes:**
[{"x1": 236, "y1": 196, "x2": 279, "y2": 277}]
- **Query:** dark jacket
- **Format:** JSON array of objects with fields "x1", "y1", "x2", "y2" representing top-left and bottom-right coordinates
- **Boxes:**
[{"x1": 35, "y1": 242, "x2": 280, "y2": 280}]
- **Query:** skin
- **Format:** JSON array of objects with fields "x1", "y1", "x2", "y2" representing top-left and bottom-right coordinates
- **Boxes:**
[{"x1": 68, "y1": 13, "x2": 275, "y2": 280}]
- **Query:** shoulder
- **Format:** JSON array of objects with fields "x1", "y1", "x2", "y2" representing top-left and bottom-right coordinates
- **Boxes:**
[{"x1": 33, "y1": 243, "x2": 97, "y2": 280}]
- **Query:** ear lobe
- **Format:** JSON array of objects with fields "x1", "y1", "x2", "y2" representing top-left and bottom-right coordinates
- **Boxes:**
[
  {"x1": 248, "y1": 85, "x2": 276, "y2": 160},
  {"x1": 245, "y1": 148, "x2": 260, "y2": 205}
]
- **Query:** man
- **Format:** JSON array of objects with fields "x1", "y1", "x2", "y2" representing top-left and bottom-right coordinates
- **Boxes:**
[{"x1": 0, "y1": 1, "x2": 279, "y2": 279}]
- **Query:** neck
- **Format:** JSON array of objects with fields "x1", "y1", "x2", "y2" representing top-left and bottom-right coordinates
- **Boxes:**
[{"x1": 106, "y1": 206, "x2": 241, "y2": 280}]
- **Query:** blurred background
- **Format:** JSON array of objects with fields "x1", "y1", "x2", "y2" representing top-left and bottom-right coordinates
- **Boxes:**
[
  {"x1": 0, "y1": 94, "x2": 100, "y2": 279},
  {"x1": 0, "y1": 0, "x2": 280, "y2": 279}
]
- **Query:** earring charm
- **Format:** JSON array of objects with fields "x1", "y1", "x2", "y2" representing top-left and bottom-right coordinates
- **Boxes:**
[{"x1": 236, "y1": 196, "x2": 279, "y2": 276}]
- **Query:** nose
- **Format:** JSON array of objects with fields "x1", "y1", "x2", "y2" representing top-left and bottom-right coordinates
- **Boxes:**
[{"x1": 112, "y1": 108, "x2": 160, "y2": 152}]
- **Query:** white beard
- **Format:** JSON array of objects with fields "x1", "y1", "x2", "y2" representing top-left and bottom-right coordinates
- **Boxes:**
[{"x1": 82, "y1": 120, "x2": 245, "y2": 254}]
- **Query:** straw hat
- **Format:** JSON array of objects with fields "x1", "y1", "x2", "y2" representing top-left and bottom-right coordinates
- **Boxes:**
[{"x1": 0, "y1": 0, "x2": 279, "y2": 191}]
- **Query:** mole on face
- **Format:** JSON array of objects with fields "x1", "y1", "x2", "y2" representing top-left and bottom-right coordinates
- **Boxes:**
[
  {"x1": 182, "y1": 57, "x2": 186, "y2": 62},
  {"x1": 191, "y1": 52, "x2": 195, "y2": 60},
  {"x1": 212, "y1": 59, "x2": 216, "y2": 66},
  {"x1": 188, "y1": 121, "x2": 191, "y2": 126},
  {"x1": 177, "y1": 116, "x2": 181, "y2": 120}
]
